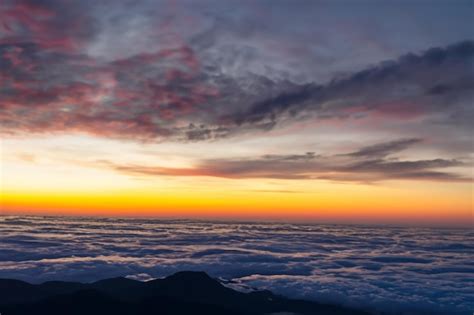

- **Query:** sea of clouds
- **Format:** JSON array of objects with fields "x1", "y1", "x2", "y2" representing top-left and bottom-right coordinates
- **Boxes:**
[{"x1": 0, "y1": 216, "x2": 472, "y2": 314}]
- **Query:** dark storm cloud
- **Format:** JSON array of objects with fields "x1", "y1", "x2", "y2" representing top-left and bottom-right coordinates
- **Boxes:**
[{"x1": 95, "y1": 138, "x2": 468, "y2": 182}]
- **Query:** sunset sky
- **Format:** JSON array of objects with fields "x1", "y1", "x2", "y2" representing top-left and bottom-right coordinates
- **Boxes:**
[{"x1": 0, "y1": 0, "x2": 473, "y2": 224}]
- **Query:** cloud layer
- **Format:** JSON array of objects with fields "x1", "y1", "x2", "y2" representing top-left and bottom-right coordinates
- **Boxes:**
[
  {"x1": 0, "y1": 216, "x2": 472, "y2": 315},
  {"x1": 1, "y1": 0, "x2": 473, "y2": 143},
  {"x1": 0, "y1": 0, "x2": 472, "y2": 185}
]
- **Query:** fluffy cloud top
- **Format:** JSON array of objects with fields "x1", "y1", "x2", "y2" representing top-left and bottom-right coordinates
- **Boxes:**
[{"x1": 0, "y1": 216, "x2": 472, "y2": 315}]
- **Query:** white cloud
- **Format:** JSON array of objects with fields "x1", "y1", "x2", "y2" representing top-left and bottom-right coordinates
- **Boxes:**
[{"x1": 0, "y1": 215, "x2": 472, "y2": 314}]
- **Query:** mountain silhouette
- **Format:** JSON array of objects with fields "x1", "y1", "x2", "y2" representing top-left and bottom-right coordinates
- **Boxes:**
[{"x1": 0, "y1": 271, "x2": 371, "y2": 315}]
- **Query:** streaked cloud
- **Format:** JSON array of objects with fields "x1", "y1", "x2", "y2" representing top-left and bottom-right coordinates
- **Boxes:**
[
  {"x1": 94, "y1": 138, "x2": 468, "y2": 182},
  {"x1": 230, "y1": 41, "x2": 474, "y2": 128}
]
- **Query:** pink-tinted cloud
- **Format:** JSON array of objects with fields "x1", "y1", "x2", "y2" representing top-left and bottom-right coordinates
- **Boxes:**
[
  {"x1": 0, "y1": 0, "x2": 98, "y2": 52},
  {"x1": 0, "y1": 0, "x2": 472, "y2": 149}
]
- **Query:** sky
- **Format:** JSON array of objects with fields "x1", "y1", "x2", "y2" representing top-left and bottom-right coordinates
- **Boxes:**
[{"x1": 0, "y1": 0, "x2": 473, "y2": 224}]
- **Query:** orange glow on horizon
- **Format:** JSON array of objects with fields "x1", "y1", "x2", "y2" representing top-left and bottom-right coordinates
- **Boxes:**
[
  {"x1": 2, "y1": 181, "x2": 471, "y2": 226},
  {"x1": 1, "y1": 136, "x2": 472, "y2": 227}
]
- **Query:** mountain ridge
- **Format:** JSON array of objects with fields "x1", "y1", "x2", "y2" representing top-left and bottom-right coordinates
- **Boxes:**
[{"x1": 0, "y1": 271, "x2": 371, "y2": 315}]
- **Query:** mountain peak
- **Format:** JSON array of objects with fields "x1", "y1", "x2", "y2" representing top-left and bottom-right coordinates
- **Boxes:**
[
  {"x1": 147, "y1": 270, "x2": 226, "y2": 295},
  {"x1": 165, "y1": 271, "x2": 215, "y2": 282}
]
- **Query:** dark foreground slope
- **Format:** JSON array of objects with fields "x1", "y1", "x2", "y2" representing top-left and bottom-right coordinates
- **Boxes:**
[{"x1": 0, "y1": 271, "x2": 370, "y2": 315}]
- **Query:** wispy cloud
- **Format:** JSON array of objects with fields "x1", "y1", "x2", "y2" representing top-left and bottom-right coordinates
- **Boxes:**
[{"x1": 94, "y1": 138, "x2": 468, "y2": 182}]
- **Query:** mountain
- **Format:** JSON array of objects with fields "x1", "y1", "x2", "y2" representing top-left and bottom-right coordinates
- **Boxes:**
[{"x1": 0, "y1": 271, "x2": 371, "y2": 315}]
